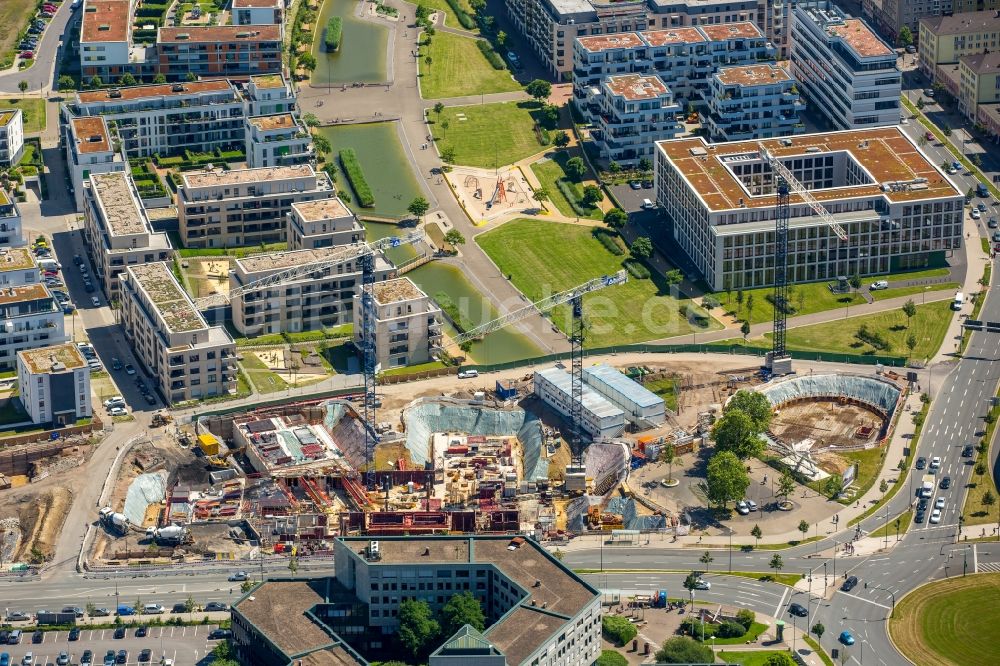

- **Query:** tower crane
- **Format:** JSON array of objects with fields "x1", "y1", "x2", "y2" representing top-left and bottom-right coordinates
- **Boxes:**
[{"x1": 757, "y1": 143, "x2": 849, "y2": 374}]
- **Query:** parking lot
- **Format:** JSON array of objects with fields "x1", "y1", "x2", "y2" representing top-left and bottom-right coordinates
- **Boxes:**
[{"x1": 0, "y1": 624, "x2": 223, "y2": 665}]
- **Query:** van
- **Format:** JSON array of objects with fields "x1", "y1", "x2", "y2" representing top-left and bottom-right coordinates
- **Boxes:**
[
  {"x1": 457, "y1": 369, "x2": 478, "y2": 379},
  {"x1": 641, "y1": 198, "x2": 655, "y2": 209},
  {"x1": 953, "y1": 292, "x2": 964, "y2": 310},
  {"x1": 37, "y1": 259, "x2": 60, "y2": 271}
]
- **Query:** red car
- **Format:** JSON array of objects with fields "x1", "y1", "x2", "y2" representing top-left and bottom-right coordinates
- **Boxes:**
[
  {"x1": 925, "y1": 131, "x2": 934, "y2": 141},
  {"x1": 42, "y1": 4, "x2": 58, "y2": 10},
  {"x1": 20, "y1": 51, "x2": 33, "y2": 60}
]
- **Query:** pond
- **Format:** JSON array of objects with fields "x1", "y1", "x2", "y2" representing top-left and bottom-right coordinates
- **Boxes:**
[
  {"x1": 319, "y1": 123, "x2": 424, "y2": 219},
  {"x1": 311, "y1": 0, "x2": 389, "y2": 86}
]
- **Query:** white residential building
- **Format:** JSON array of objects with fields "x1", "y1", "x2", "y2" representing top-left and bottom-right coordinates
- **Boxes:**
[
  {"x1": 0, "y1": 284, "x2": 68, "y2": 370},
  {"x1": 790, "y1": 4, "x2": 901, "y2": 130},
  {"x1": 354, "y1": 277, "x2": 441, "y2": 369},
  {"x1": 119, "y1": 262, "x2": 237, "y2": 405},
  {"x1": 244, "y1": 113, "x2": 312, "y2": 168},
  {"x1": 82, "y1": 172, "x2": 173, "y2": 299},
  {"x1": 0, "y1": 191, "x2": 24, "y2": 247},
  {"x1": 242, "y1": 74, "x2": 297, "y2": 117},
  {"x1": 0, "y1": 248, "x2": 37, "y2": 287},
  {"x1": 17, "y1": 343, "x2": 92, "y2": 426},
  {"x1": 0, "y1": 109, "x2": 25, "y2": 167},
  {"x1": 79, "y1": 0, "x2": 134, "y2": 82},
  {"x1": 534, "y1": 366, "x2": 626, "y2": 440},
  {"x1": 701, "y1": 64, "x2": 806, "y2": 141},
  {"x1": 583, "y1": 363, "x2": 665, "y2": 426},
  {"x1": 654, "y1": 128, "x2": 965, "y2": 291},
  {"x1": 64, "y1": 116, "x2": 127, "y2": 212},
  {"x1": 583, "y1": 73, "x2": 681, "y2": 166},
  {"x1": 232, "y1": 0, "x2": 284, "y2": 25},
  {"x1": 288, "y1": 198, "x2": 363, "y2": 250}
]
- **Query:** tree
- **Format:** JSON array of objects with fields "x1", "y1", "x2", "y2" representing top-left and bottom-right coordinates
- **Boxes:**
[
  {"x1": 906, "y1": 334, "x2": 918, "y2": 356},
  {"x1": 750, "y1": 524, "x2": 762, "y2": 549},
  {"x1": 725, "y1": 390, "x2": 772, "y2": 432},
  {"x1": 440, "y1": 591, "x2": 485, "y2": 636},
  {"x1": 880, "y1": 478, "x2": 889, "y2": 496},
  {"x1": 711, "y1": 410, "x2": 764, "y2": 460},
  {"x1": 554, "y1": 130, "x2": 570, "y2": 147},
  {"x1": 444, "y1": 229, "x2": 466, "y2": 247},
  {"x1": 976, "y1": 461, "x2": 987, "y2": 477},
  {"x1": 699, "y1": 551, "x2": 714, "y2": 571},
  {"x1": 115, "y1": 73, "x2": 136, "y2": 86},
  {"x1": 778, "y1": 470, "x2": 795, "y2": 505},
  {"x1": 298, "y1": 53, "x2": 317, "y2": 71},
  {"x1": 440, "y1": 147, "x2": 457, "y2": 164},
  {"x1": 609, "y1": 161, "x2": 621, "y2": 175},
  {"x1": 312, "y1": 134, "x2": 331, "y2": 156},
  {"x1": 525, "y1": 78, "x2": 552, "y2": 103},
  {"x1": 604, "y1": 208, "x2": 627, "y2": 228},
  {"x1": 152, "y1": 73, "x2": 167, "y2": 84},
  {"x1": 746, "y1": 292, "x2": 754, "y2": 319},
  {"x1": 185, "y1": 71, "x2": 198, "y2": 82},
  {"x1": 240, "y1": 580, "x2": 255, "y2": 593},
  {"x1": 639, "y1": 157, "x2": 653, "y2": 172},
  {"x1": 972, "y1": 154, "x2": 983, "y2": 169},
  {"x1": 660, "y1": 442, "x2": 676, "y2": 483},
  {"x1": 917, "y1": 97, "x2": 926, "y2": 110},
  {"x1": 706, "y1": 450, "x2": 750, "y2": 508},
  {"x1": 902, "y1": 299, "x2": 917, "y2": 327},
  {"x1": 440, "y1": 119, "x2": 450, "y2": 138},
  {"x1": 596, "y1": 651, "x2": 629, "y2": 666},
  {"x1": 825, "y1": 474, "x2": 844, "y2": 499},
  {"x1": 630, "y1": 236, "x2": 653, "y2": 260},
  {"x1": 812, "y1": 622, "x2": 825, "y2": 643},
  {"x1": 89, "y1": 75, "x2": 104, "y2": 89},
  {"x1": 582, "y1": 184, "x2": 603, "y2": 207},
  {"x1": 58, "y1": 75, "x2": 76, "y2": 92},
  {"x1": 184, "y1": 595, "x2": 196, "y2": 613},
  {"x1": 398, "y1": 599, "x2": 439, "y2": 658},
  {"x1": 496, "y1": 30, "x2": 507, "y2": 47},
  {"x1": 425, "y1": 55, "x2": 433, "y2": 71},
  {"x1": 288, "y1": 554, "x2": 299, "y2": 574},
  {"x1": 538, "y1": 103, "x2": 559, "y2": 129},
  {"x1": 682, "y1": 572, "x2": 700, "y2": 606},
  {"x1": 849, "y1": 274, "x2": 862, "y2": 295},
  {"x1": 984, "y1": 490, "x2": 996, "y2": 513},
  {"x1": 408, "y1": 196, "x2": 430, "y2": 221},
  {"x1": 665, "y1": 269, "x2": 683, "y2": 285},
  {"x1": 18, "y1": 80, "x2": 28, "y2": 94},
  {"x1": 797, "y1": 520, "x2": 810, "y2": 541},
  {"x1": 740, "y1": 320, "x2": 751, "y2": 341},
  {"x1": 532, "y1": 186, "x2": 550, "y2": 204},
  {"x1": 433, "y1": 102, "x2": 445, "y2": 118},
  {"x1": 898, "y1": 25, "x2": 913, "y2": 48},
  {"x1": 765, "y1": 653, "x2": 795, "y2": 666},
  {"x1": 654, "y1": 636, "x2": 714, "y2": 664},
  {"x1": 769, "y1": 553, "x2": 784, "y2": 576},
  {"x1": 564, "y1": 156, "x2": 586, "y2": 181}
]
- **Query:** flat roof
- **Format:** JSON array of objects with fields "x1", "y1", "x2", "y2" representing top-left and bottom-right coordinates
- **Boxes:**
[
  {"x1": 296, "y1": 647, "x2": 362, "y2": 666},
  {"x1": 90, "y1": 172, "x2": 146, "y2": 236},
  {"x1": 0, "y1": 110, "x2": 19, "y2": 127},
  {"x1": 656, "y1": 127, "x2": 962, "y2": 212},
  {"x1": 292, "y1": 198, "x2": 352, "y2": 221},
  {"x1": 372, "y1": 277, "x2": 425, "y2": 305},
  {"x1": 716, "y1": 64, "x2": 792, "y2": 87},
  {"x1": 698, "y1": 22, "x2": 763, "y2": 41},
  {"x1": 81, "y1": 0, "x2": 129, "y2": 43},
  {"x1": 536, "y1": 366, "x2": 625, "y2": 420},
  {"x1": 0, "y1": 248, "x2": 36, "y2": 272},
  {"x1": 127, "y1": 262, "x2": 206, "y2": 333},
  {"x1": 18, "y1": 343, "x2": 87, "y2": 374},
  {"x1": 234, "y1": 580, "x2": 334, "y2": 656},
  {"x1": 158, "y1": 25, "x2": 281, "y2": 43},
  {"x1": 249, "y1": 113, "x2": 298, "y2": 131},
  {"x1": 827, "y1": 18, "x2": 893, "y2": 58},
  {"x1": 250, "y1": 74, "x2": 286, "y2": 89},
  {"x1": 0, "y1": 284, "x2": 49, "y2": 306},
  {"x1": 576, "y1": 33, "x2": 644, "y2": 53},
  {"x1": 76, "y1": 80, "x2": 234, "y2": 104},
  {"x1": 921, "y1": 9, "x2": 1000, "y2": 36},
  {"x1": 584, "y1": 363, "x2": 663, "y2": 409},
  {"x1": 71, "y1": 117, "x2": 112, "y2": 154},
  {"x1": 605, "y1": 74, "x2": 669, "y2": 100},
  {"x1": 233, "y1": 0, "x2": 281, "y2": 6},
  {"x1": 962, "y1": 51, "x2": 1000, "y2": 75},
  {"x1": 182, "y1": 164, "x2": 316, "y2": 189},
  {"x1": 237, "y1": 245, "x2": 367, "y2": 275},
  {"x1": 640, "y1": 27, "x2": 706, "y2": 47},
  {"x1": 486, "y1": 607, "x2": 566, "y2": 666}
]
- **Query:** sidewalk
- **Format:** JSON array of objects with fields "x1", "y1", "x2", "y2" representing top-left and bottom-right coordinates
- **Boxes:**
[{"x1": 931, "y1": 214, "x2": 991, "y2": 365}]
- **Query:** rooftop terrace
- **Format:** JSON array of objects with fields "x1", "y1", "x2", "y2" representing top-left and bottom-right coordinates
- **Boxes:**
[
  {"x1": 158, "y1": 25, "x2": 281, "y2": 43},
  {"x1": 250, "y1": 74, "x2": 286, "y2": 89},
  {"x1": 0, "y1": 111, "x2": 18, "y2": 127},
  {"x1": 827, "y1": 18, "x2": 893, "y2": 58},
  {"x1": 128, "y1": 262, "x2": 206, "y2": 333},
  {"x1": 71, "y1": 117, "x2": 112, "y2": 154},
  {"x1": 249, "y1": 113, "x2": 299, "y2": 131},
  {"x1": 576, "y1": 33, "x2": 644, "y2": 53},
  {"x1": 182, "y1": 164, "x2": 316, "y2": 189},
  {"x1": 716, "y1": 64, "x2": 792, "y2": 87},
  {"x1": 293, "y1": 198, "x2": 352, "y2": 221},
  {"x1": 91, "y1": 172, "x2": 146, "y2": 236},
  {"x1": 19, "y1": 343, "x2": 87, "y2": 374},
  {"x1": 0, "y1": 248, "x2": 35, "y2": 272},
  {"x1": 0, "y1": 284, "x2": 49, "y2": 306},
  {"x1": 699, "y1": 22, "x2": 763, "y2": 41},
  {"x1": 237, "y1": 246, "x2": 364, "y2": 275},
  {"x1": 76, "y1": 80, "x2": 234, "y2": 104},
  {"x1": 372, "y1": 278, "x2": 425, "y2": 305},
  {"x1": 640, "y1": 27, "x2": 706, "y2": 47},
  {"x1": 605, "y1": 74, "x2": 669, "y2": 100},
  {"x1": 81, "y1": 0, "x2": 130, "y2": 43}
]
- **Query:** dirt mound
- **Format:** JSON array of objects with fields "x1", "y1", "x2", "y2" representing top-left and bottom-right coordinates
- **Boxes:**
[{"x1": 4, "y1": 486, "x2": 73, "y2": 564}]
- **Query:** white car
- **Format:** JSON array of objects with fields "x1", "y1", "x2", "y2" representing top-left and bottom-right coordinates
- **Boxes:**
[
  {"x1": 744, "y1": 498, "x2": 758, "y2": 511},
  {"x1": 930, "y1": 456, "x2": 941, "y2": 470},
  {"x1": 108, "y1": 407, "x2": 128, "y2": 417},
  {"x1": 228, "y1": 571, "x2": 248, "y2": 581},
  {"x1": 91, "y1": 296, "x2": 100, "y2": 307},
  {"x1": 103, "y1": 396, "x2": 124, "y2": 408},
  {"x1": 694, "y1": 578, "x2": 711, "y2": 590},
  {"x1": 947, "y1": 166, "x2": 958, "y2": 175},
  {"x1": 736, "y1": 500, "x2": 750, "y2": 515},
  {"x1": 870, "y1": 280, "x2": 889, "y2": 290},
  {"x1": 930, "y1": 508, "x2": 942, "y2": 524},
  {"x1": 935, "y1": 497, "x2": 946, "y2": 510},
  {"x1": 457, "y1": 370, "x2": 478, "y2": 379},
  {"x1": 971, "y1": 209, "x2": 982, "y2": 220}
]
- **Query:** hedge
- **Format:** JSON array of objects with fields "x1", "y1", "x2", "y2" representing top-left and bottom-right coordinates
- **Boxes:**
[
  {"x1": 475, "y1": 40, "x2": 505, "y2": 70},
  {"x1": 556, "y1": 179, "x2": 595, "y2": 217},
  {"x1": 593, "y1": 230, "x2": 624, "y2": 256},
  {"x1": 445, "y1": 0, "x2": 476, "y2": 29},
  {"x1": 601, "y1": 616, "x2": 636, "y2": 647},
  {"x1": 623, "y1": 258, "x2": 650, "y2": 279},
  {"x1": 325, "y1": 16, "x2": 343, "y2": 51},
  {"x1": 339, "y1": 149, "x2": 375, "y2": 207}
]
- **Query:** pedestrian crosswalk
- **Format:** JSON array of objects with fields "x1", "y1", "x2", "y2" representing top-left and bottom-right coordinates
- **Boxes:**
[{"x1": 976, "y1": 561, "x2": 1000, "y2": 573}]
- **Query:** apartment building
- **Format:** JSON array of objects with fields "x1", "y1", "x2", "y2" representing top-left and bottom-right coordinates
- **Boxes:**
[
  {"x1": 534, "y1": 366, "x2": 626, "y2": 440},
  {"x1": 82, "y1": 172, "x2": 172, "y2": 299},
  {"x1": 242, "y1": 74, "x2": 297, "y2": 117},
  {"x1": 65, "y1": 81, "x2": 245, "y2": 159},
  {"x1": 701, "y1": 64, "x2": 806, "y2": 141},
  {"x1": 354, "y1": 277, "x2": 441, "y2": 369},
  {"x1": 119, "y1": 262, "x2": 236, "y2": 405},
  {"x1": 653, "y1": 128, "x2": 964, "y2": 291},
  {"x1": 0, "y1": 283, "x2": 68, "y2": 370},
  {"x1": 0, "y1": 191, "x2": 24, "y2": 248},
  {"x1": 245, "y1": 113, "x2": 312, "y2": 168},
  {"x1": 64, "y1": 116, "x2": 127, "y2": 212},
  {"x1": 0, "y1": 109, "x2": 24, "y2": 167},
  {"x1": 957, "y1": 52, "x2": 1000, "y2": 136},
  {"x1": 288, "y1": 198, "x2": 363, "y2": 250},
  {"x1": 583, "y1": 73, "x2": 681, "y2": 166},
  {"x1": 17, "y1": 344, "x2": 92, "y2": 426},
  {"x1": 155, "y1": 25, "x2": 283, "y2": 80},
  {"x1": 759, "y1": 0, "x2": 827, "y2": 60},
  {"x1": 919, "y1": 10, "x2": 1000, "y2": 82},
  {"x1": 177, "y1": 164, "x2": 334, "y2": 248},
  {"x1": 79, "y1": 0, "x2": 135, "y2": 82},
  {"x1": 505, "y1": 0, "x2": 758, "y2": 81},
  {"x1": 230, "y1": 246, "x2": 393, "y2": 336},
  {"x1": 0, "y1": 248, "x2": 37, "y2": 288},
  {"x1": 232, "y1": 0, "x2": 284, "y2": 25},
  {"x1": 790, "y1": 4, "x2": 901, "y2": 129}
]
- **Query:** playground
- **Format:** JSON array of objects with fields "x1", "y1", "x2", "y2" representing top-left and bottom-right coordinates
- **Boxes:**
[
  {"x1": 445, "y1": 165, "x2": 536, "y2": 224},
  {"x1": 178, "y1": 257, "x2": 232, "y2": 300}
]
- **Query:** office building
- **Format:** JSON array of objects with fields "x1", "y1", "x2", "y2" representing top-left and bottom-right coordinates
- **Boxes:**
[
  {"x1": 232, "y1": 0, "x2": 284, "y2": 25},
  {"x1": 82, "y1": 172, "x2": 173, "y2": 299},
  {"x1": 242, "y1": 74, "x2": 297, "y2": 117},
  {"x1": 919, "y1": 10, "x2": 1000, "y2": 86},
  {"x1": 583, "y1": 363, "x2": 665, "y2": 426},
  {"x1": 653, "y1": 128, "x2": 965, "y2": 291},
  {"x1": 354, "y1": 278, "x2": 441, "y2": 369},
  {"x1": 582, "y1": 73, "x2": 681, "y2": 166},
  {"x1": 0, "y1": 284, "x2": 68, "y2": 370},
  {"x1": 64, "y1": 116, "x2": 128, "y2": 212},
  {"x1": 245, "y1": 113, "x2": 312, "y2": 168},
  {"x1": 229, "y1": 246, "x2": 393, "y2": 337},
  {"x1": 176, "y1": 164, "x2": 334, "y2": 248},
  {"x1": 119, "y1": 262, "x2": 236, "y2": 405},
  {"x1": 79, "y1": 0, "x2": 136, "y2": 82},
  {"x1": 0, "y1": 248, "x2": 36, "y2": 287},
  {"x1": 534, "y1": 366, "x2": 626, "y2": 440},
  {"x1": 17, "y1": 343, "x2": 92, "y2": 426},
  {"x1": 702, "y1": 64, "x2": 806, "y2": 141},
  {"x1": 156, "y1": 25, "x2": 283, "y2": 80},
  {"x1": 288, "y1": 198, "x2": 363, "y2": 251},
  {"x1": 0, "y1": 109, "x2": 24, "y2": 167},
  {"x1": 65, "y1": 80, "x2": 245, "y2": 159},
  {"x1": 790, "y1": 4, "x2": 901, "y2": 129},
  {"x1": 230, "y1": 535, "x2": 602, "y2": 666},
  {"x1": 0, "y1": 191, "x2": 24, "y2": 248}
]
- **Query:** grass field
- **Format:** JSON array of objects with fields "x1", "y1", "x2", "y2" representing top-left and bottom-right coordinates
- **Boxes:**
[
  {"x1": 719, "y1": 300, "x2": 954, "y2": 362},
  {"x1": 0, "y1": 98, "x2": 46, "y2": 134},
  {"x1": 962, "y1": 392, "x2": 1000, "y2": 527},
  {"x1": 888, "y1": 573, "x2": 1000, "y2": 666},
  {"x1": 868, "y1": 508, "x2": 912, "y2": 540},
  {"x1": 419, "y1": 0, "x2": 476, "y2": 30},
  {"x1": 432, "y1": 102, "x2": 546, "y2": 168},
  {"x1": 531, "y1": 150, "x2": 603, "y2": 220},
  {"x1": 0, "y1": 0, "x2": 34, "y2": 69},
  {"x1": 717, "y1": 651, "x2": 795, "y2": 666},
  {"x1": 644, "y1": 376, "x2": 679, "y2": 412},
  {"x1": 477, "y1": 219, "x2": 718, "y2": 347},
  {"x1": 419, "y1": 32, "x2": 518, "y2": 99}
]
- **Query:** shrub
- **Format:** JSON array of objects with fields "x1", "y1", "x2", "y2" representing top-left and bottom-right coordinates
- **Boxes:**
[
  {"x1": 325, "y1": 16, "x2": 343, "y2": 51},
  {"x1": 339, "y1": 149, "x2": 375, "y2": 207},
  {"x1": 476, "y1": 40, "x2": 506, "y2": 70},
  {"x1": 623, "y1": 259, "x2": 650, "y2": 280},
  {"x1": 736, "y1": 609, "x2": 755, "y2": 631},
  {"x1": 536, "y1": 126, "x2": 551, "y2": 146},
  {"x1": 601, "y1": 616, "x2": 637, "y2": 646},
  {"x1": 555, "y1": 179, "x2": 594, "y2": 217},
  {"x1": 444, "y1": 0, "x2": 476, "y2": 29},
  {"x1": 596, "y1": 650, "x2": 628, "y2": 666},
  {"x1": 593, "y1": 229, "x2": 624, "y2": 256},
  {"x1": 716, "y1": 620, "x2": 747, "y2": 639}
]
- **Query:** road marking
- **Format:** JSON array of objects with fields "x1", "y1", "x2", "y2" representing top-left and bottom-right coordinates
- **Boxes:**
[
  {"x1": 774, "y1": 585, "x2": 790, "y2": 618},
  {"x1": 838, "y1": 590, "x2": 891, "y2": 610},
  {"x1": 974, "y1": 544, "x2": 979, "y2": 572}
]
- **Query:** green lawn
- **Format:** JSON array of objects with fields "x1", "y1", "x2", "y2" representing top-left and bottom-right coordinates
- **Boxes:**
[
  {"x1": 419, "y1": 32, "x2": 518, "y2": 99},
  {"x1": 0, "y1": 98, "x2": 45, "y2": 133},
  {"x1": 419, "y1": 0, "x2": 476, "y2": 30},
  {"x1": 868, "y1": 508, "x2": 912, "y2": 540},
  {"x1": 531, "y1": 150, "x2": 603, "y2": 220},
  {"x1": 477, "y1": 219, "x2": 718, "y2": 347},
  {"x1": 717, "y1": 651, "x2": 795, "y2": 666},
  {"x1": 432, "y1": 102, "x2": 547, "y2": 168},
  {"x1": 724, "y1": 267, "x2": 953, "y2": 325},
  {"x1": 0, "y1": 396, "x2": 27, "y2": 426},
  {"x1": 240, "y1": 354, "x2": 290, "y2": 394},
  {"x1": 721, "y1": 300, "x2": 954, "y2": 362},
  {"x1": 962, "y1": 392, "x2": 1000, "y2": 527},
  {"x1": 0, "y1": 0, "x2": 35, "y2": 69},
  {"x1": 691, "y1": 621, "x2": 767, "y2": 645},
  {"x1": 643, "y1": 376, "x2": 679, "y2": 412}
]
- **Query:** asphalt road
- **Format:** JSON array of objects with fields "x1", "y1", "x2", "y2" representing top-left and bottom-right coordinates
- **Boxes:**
[{"x1": 0, "y1": 0, "x2": 79, "y2": 93}]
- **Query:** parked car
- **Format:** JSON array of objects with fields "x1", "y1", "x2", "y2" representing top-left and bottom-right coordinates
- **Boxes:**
[
  {"x1": 104, "y1": 396, "x2": 125, "y2": 408},
  {"x1": 870, "y1": 280, "x2": 888, "y2": 290},
  {"x1": 19, "y1": 52, "x2": 33, "y2": 60},
  {"x1": 30, "y1": 631, "x2": 42, "y2": 644},
  {"x1": 457, "y1": 369, "x2": 478, "y2": 379},
  {"x1": 138, "y1": 650, "x2": 151, "y2": 663},
  {"x1": 108, "y1": 407, "x2": 128, "y2": 417},
  {"x1": 204, "y1": 602, "x2": 227, "y2": 612},
  {"x1": 629, "y1": 181, "x2": 642, "y2": 190},
  {"x1": 971, "y1": 209, "x2": 981, "y2": 220},
  {"x1": 91, "y1": 607, "x2": 111, "y2": 617},
  {"x1": 744, "y1": 498, "x2": 758, "y2": 511},
  {"x1": 115, "y1": 650, "x2": 127, "y2": 665},
  {"x1": 113, "y1": 628, "x2": 126, "y2": 640},
  {"x1": 144, "y1": 393, "x2": 157, "y2": 405},
  {"x1": 788, "y1": 602, "x2": 808, "y2": 617},
  {"x1": 81, "y1": 650, "x2": 93, "y2": 665},
  {"x1": 990, "y1": 218, "x2": 999, "y2": 229},
  {"x1": 73, "y1": 254, "x2": 83, "y2": 265},
  {"x1": 68, "y1": 628, "x2": 80, "y2": 642},
  {"x1": 6, "y1": 612, "x2": 28, "y2": 622},
  {"x1": 736, "y1": 500, "x2": 750, "y2": 515},
  {"x1": 85, "y1": 282, "x2": 96, "y2": 293},
  {"x1": 208, "y1": 629, "x2": 232, "y2": 640},
  {"x1": 135, "y1": 626, "x2": 147, "y2": 638},
  {"x1": 56, "y1": 653, "x2": 69, "y2": 666},
  {"x1": 125, "y1": 364, "x2": 136, "y2": 375},
  {"x1": 171, "y1": 603, "x2": 186, "y2": 614},
  {"x1": 112, "y1": 357, "x2": 122, "y2": 370},
  {"x1": 841, "y1": 576, "x2": 858, "y2": 592}
]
